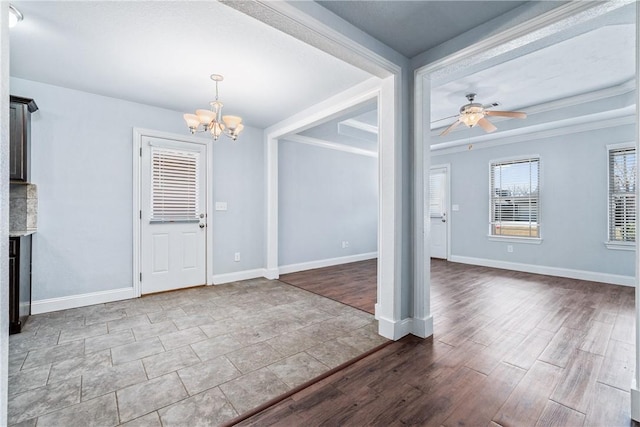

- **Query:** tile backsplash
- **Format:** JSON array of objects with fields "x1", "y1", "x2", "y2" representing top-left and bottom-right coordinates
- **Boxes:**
[{"x1": 10, "y1": 183, "x2": 37, "y2": 232}]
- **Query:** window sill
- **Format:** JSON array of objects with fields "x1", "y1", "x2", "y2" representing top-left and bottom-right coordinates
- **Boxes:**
[
  {"x1": 488, "y1": 236, "x2": 543, "y2": 245},
  {"x1": 604, "y1": 241, "x2": 636, "y2": 251}
]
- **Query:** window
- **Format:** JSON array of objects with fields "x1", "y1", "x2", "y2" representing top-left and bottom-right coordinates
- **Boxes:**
[
  {"x1": 150, "y1": 147, "x2": 200, "y2": 222},
  {"x1": 490, "y1": 157, "x2": 539, "y2": 238},
  {"x1": 608, "y1": 146, "x2": 635, "y2": 243}
]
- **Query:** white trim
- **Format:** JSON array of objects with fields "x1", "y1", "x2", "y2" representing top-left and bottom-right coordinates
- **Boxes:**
[
  {"x1": 377, "y1": 316, "x2": 434, "y2": 340},
  {"x1": 607, "y1": 141, "x2": 635, "y2": 151},
  {"x1": 132, "y1": 128, "x2": 214, "y2": 297},
  {"x1": 279, "y1": 252, "x2": 377, "y2": 275},
  {"x1": 450, "y1": 255, "x2": 635, "y2": 287},
  {"x1": 632, "y1": 379, "x2": 640, "y2": 422},
  {"x1": 338, "y1": 119, "x2": 379, "y2": 135},
  {"x1": 432, "y1": 115, "x2": 636, "y2": 156},
  {"x1": 31, "y1": 287, "x2": 136, "y2": 314},
  {"x1": 488, "y1": 236, "x2": 543, "y2": 245},
  {"x1": 377, "y1": 316, "x2": 413, "y2": 340},
  {"x1": 284, "y1": 134, "x2": 378, "y2": 158},
  {"x1": 211, "y1": 269, "x2": 267, "y2": 285},
  {"x1": 605, "y1": 241, "x2": 636, "y2": 251},
  {"x1": 263, "y1": 77, "x2": 403, "y2": 341},
  {"x1": 411, "y1": 316, "x2": 434, "y2": 339}
]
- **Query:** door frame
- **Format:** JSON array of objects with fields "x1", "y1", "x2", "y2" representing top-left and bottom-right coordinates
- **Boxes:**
[
  {"x1": 132, "y1": 128, "x2": 214, "y2": 297},
  {"x1": 429, "y1": 163, "x2": 451, "y2": 261}
]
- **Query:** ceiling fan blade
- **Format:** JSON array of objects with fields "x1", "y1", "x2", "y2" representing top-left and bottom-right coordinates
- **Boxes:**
[
  {"x1": 431, "y1": 114, "x2": 459, "y2": 124},
  {"x1": 478, "y1": 117, "x2": 497, "y2": 133},
  {"x1": 440, "y1": 119, "x2": 461, "y2": 136},
  {"x1": 485, "y1": 110, "x2": 527, "y2": 119}
]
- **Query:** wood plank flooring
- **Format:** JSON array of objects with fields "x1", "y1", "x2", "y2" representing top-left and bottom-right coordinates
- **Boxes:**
[
  {"x1": 279, "y1": 259, "x2": 377, "y2": 314},
  {"x1": 237, "y1": 260, "x2": 636, "y2": 426}
]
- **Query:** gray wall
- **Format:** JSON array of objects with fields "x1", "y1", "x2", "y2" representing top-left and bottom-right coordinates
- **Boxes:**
[
  {"x1": 10, "y1": 77, "x2": 265, "y2": 301},
  {"x1": 211, "y1": 125, "x2": 265, "y2": 274},
  {"x1": 433, "y1": 123, "x2": 636, "y2": 278},
  {"x1": 279, "y1": 140, "x2": 378, "y2": 266}
]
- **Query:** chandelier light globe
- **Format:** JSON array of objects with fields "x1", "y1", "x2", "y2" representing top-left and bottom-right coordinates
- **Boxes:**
[
  {"x1": 183, "y1": 74, "x2": 244, "y2": 141},
  {"x1": 183, "y1": 114, "x2": 200, "y2": 133},
  {"x1": 9, "y1": 4, "x2": 23, "y2": 28}
]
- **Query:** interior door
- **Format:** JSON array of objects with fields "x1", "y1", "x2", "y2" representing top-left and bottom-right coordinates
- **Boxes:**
[
  {"x1": 429, "y1": 166, "x2": 448, "y2": 259},
  {"x1": 141, "y1": 136, "x2": 207, "y2": 294}
]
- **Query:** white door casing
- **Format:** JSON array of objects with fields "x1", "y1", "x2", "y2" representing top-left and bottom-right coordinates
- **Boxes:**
[
  {"x1": 140, "y1": 136, "x2": 207, "y2": 294},
  {"x1": 429, "y1": 165, "x2": 449, "y2": 260}
]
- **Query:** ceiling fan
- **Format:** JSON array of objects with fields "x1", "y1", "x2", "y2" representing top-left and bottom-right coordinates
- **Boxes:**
[{"x1": 439, "y1": 93, "x2": 527, "y2": 136}]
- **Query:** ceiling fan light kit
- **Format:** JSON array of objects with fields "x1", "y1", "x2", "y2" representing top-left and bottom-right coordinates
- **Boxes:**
[
  {"x1": 183, "y1": 74, "x2": 244, "y2": 141},
  {"x1": 440, "y1": 93, "x2": 526, "y2": 136}
]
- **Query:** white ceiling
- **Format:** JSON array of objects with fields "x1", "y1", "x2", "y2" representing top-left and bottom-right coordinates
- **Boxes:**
[
  {"x1": 9, "y1": 1, "x2": 371, "y2": 129},
  {"x1": 431, "y1": 22, "x2": 636, "y2": 127}
]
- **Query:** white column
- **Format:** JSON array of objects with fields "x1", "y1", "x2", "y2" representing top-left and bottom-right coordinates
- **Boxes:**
[
  {"x1": 375, "y1": 74, "x2": 404, "y2": 339},
  {"x1": 631, "y1": 1, "x2": 640, "y2": 422},
  {"x1": 264, "y1": 135, "x2": 279, "y2": 280},
  {"x1": 411, "y1": 71, "x2": 434, "y2": 338}
]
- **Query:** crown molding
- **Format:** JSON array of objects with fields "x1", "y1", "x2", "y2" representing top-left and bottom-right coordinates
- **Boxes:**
[{"x1": 432, "y1": 114, "x2": 635, "y2": 156}]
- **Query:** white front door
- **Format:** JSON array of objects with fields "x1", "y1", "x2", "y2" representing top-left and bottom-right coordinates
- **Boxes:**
[
  {"x1": 141, "y1": 136, "x2": 207, "y2": 294},
  {"x1": 429, "y1": 165, "x2": 448, "y2": 259}
]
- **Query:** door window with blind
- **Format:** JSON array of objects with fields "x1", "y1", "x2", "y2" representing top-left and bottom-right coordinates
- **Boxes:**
[
  {"x1": 490, "y1": 157, "x2": 540, "y2": 238},
  {"x1": 608, "y1": 146, "x2": 635, "y2": 245},
  {"x1": 150, "y1": 147, "x2": 200, "y2": 222}
]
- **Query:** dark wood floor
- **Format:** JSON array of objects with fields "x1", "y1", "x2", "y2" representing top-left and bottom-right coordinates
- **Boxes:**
[
  {"x1": 279, "y1": 259, "x2": 377, "y2": 314},
  {"x1": 238, "y1": 260, "x2": 636, "y2": 426}
]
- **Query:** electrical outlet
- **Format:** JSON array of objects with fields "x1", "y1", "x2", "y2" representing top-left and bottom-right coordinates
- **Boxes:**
[
  {"x1": 507, "y1": 245, "x2": 513, "y2": 253},
  {"x1": 234, "y1": 252, "x2": 241, "y2": 262},
  {"x1": 342, "y1": 241, "x2": 350, "y2": 249}
]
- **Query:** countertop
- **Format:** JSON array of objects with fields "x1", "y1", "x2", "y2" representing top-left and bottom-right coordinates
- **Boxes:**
[{"x1": 9, "y1": 230, "x2": 36, "y2": 237}]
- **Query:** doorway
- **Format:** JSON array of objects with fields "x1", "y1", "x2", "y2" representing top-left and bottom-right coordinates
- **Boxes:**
[
  {"x1": 429, "y1": 164, "x2": 449, "y2": 260},
  {"x1": 135, "y1": 131, "x2": 210, "y2": 295}
]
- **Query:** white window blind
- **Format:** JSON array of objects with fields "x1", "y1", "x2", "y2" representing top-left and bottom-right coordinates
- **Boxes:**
[
  {"x1": 609, "y1": 147, "x2": 636, "y2": 242},
  {"x1": 150, "y1": 147, "x2": 200, "y2": 222},
  {"x1": 490, "y1": 158, "x2": 539, "y2": 238}
]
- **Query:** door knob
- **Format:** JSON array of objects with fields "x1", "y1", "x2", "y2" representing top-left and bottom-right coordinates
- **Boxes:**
[{"x1": 199, "y1": 223, "x2": 205, "y2": 228}]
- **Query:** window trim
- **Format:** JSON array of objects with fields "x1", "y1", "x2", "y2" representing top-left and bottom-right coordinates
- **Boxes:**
[
  {"x1": 606, "y1": 142, "x2": 636, "y2": 250},
  {"x1": 488, "y1": 155, "x2": 541, "y2": 241}
]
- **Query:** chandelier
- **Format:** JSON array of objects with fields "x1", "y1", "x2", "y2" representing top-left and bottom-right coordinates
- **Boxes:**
[{"x1": 183, "y1": 74, "x2": 244, "y2": 141}]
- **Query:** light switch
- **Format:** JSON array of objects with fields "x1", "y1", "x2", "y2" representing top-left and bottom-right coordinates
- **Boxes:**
[
  {"x1": 452, "y1": 204, "x2": 460, "y2": 211},
  {"x1": 215, "y1": 202, "x2": 228, "y2": 211}
]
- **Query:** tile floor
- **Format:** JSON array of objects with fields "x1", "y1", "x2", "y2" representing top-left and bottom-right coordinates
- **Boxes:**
[{"x1": 8, "y1": 278, "x2": 387, "y2": 426}]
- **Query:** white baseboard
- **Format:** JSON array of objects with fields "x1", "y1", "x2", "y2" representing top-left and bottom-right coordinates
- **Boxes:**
[
  {"x1": 263, "y1": 268, "x2": 280, "y2": 280},
  {"x1": 411, "y1": 316, "x2": 434, "y2": 338},
  {"x1": 31, "y1": 287, "x2": 136, "y2": 315},
  {"x1": 378, "y1": 316, "x2": 413, "y2": 340},
  {"x1": 279, "y1": 252, "x2": 377, "y2": 275},
  {"x1": 377, "y1": 314, "x2": 435, "y2": 340},
  {"x1": 211, "y1": 269, "x2": 267, "y2": 285},
  {"x1": 632, "y1": 379, "x2": 640, "y2": 422},
  {"x1": 449, "y1": 255, "x2": 635, "y2": 287}
]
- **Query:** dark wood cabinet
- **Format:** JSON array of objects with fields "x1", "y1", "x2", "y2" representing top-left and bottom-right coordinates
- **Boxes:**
[
  {"x1": 9, "y1": 96, "x2": 37, "y2": 182},
  {"x1": 9, "y1": 235, "x2": 32, "y2": 334}
]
